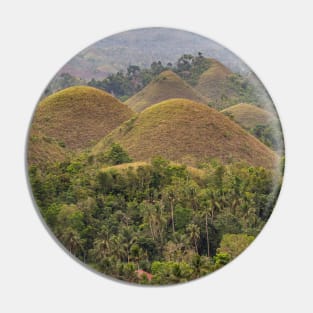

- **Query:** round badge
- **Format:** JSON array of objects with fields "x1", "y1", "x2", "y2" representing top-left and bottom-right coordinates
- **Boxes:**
[{"x1": 27, "y1": 27, "x2": 284, "y2": 285}]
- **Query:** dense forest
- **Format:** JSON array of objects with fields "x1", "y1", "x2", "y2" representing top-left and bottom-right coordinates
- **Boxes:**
[{"x1": 29, "y1": 143, "x2": 282, "y2": 284}]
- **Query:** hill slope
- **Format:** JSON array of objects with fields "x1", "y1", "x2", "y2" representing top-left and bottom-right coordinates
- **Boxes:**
[
  {"x1": 221, "y1": 103, "x2": 275, "y2": 129},
  {"x1": 30, "y1": 86, "x2": 134, "y2": 150},
  {"x1": 93, "y1": 98, "x2": 278, "y2": 168},
  {"x1": 195, "y1": 59, "x2": 255, "y2": 110},
  {"x1": 27, "y1": 133, "x2": 68, "y2": 167},
  {"x1": 195, "y1": 59, "x2": 233, "y2": 108},
  {"x1": 125, "y1": 70, "x2": 208, "y2": 112}
]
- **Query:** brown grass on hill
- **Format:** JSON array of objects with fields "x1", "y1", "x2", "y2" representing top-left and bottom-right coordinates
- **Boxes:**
[
  {"x1": 195, "y1": 59, "x2": 237, "y2": 109},
  {"x1": 30, "y1": 86, "x2": 134, "y2": 150},
  {"x1": 27, "y1": 131, "x2": 68, "y2": 167},
  {"x1": 125, "y1": 70, "x2": 209, "y2": 112},
  {"x1": 93, "y1": 98, "x2": 278, "y2": 169},
  {"x1": 221, "y1": 103, "x2": 275, "y2": 129}
]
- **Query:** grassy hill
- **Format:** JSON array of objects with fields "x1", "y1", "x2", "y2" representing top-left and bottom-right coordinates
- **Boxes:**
[
  {"x1": 222, "y1": 103, "x2": 284, "y2": 153},
  {"x1": 125, "y1": 70, "x2": 208, "y2": 112},
  {"x1": 27, "y1": 132, "x2": 68, "y2": 167},
  {"x1": 195, "y1": 59, "x2": 258, "y2": 110},
  {"x1": 93, "y1": 98, "x2": 278, "y2": 168},
  {"x1": 221, "y1": 103, "x2": 275, "y2": 129},
  {"x1": 30, "y1": 86, "x2": 134, "y2": 151}
]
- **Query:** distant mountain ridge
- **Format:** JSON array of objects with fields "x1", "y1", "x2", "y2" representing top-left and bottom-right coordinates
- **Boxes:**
[{"x1": 58, "y1": 28, "x2": 252, "y2": 80}]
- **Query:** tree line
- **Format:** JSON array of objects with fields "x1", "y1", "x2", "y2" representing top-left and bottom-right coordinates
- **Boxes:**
[{"x1": 29, "y1": 144, "x2": 282, "y2": 284}]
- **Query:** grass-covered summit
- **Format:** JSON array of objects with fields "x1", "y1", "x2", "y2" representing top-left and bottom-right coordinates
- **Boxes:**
[
  {"x1": 30, "y1": 86, "x2": 133, "y2": 151},
  {"x1": 221, "y1": 103, "x2": 275, "y2": 129},
  {"x1": 93, "y1": 98, "x2": 278, "y2": 168},
  {"x1": 195, "y1": 59, "x2": 258, "y2": 110},
  {"x1": 125, "y1": 70, "x2": 208, "y2": 112}
]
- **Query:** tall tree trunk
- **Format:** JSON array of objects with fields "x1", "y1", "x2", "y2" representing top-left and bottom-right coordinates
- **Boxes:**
[
  {"x1": 205, "y1": 212, "x2": 210, "y2": 257},
  {"x1": 170, "y1": 200, "x2": 175, "y2": 233},
  {"x1": 149, "y1": 220, "x2": 155, "y2": 240},
  {"x1": 194, "y1": 238, "x2": 198, "y2": 254}
]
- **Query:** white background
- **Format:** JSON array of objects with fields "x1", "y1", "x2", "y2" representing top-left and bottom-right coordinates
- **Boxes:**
[{"x1": 0, "y1": 0, "x2": 312, "y2": 312}]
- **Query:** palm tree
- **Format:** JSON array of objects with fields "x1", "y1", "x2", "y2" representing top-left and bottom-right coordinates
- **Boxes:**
[
  {"x1": 201, "y1": 208, "x2": 211, "y2": 257},
  {"x1": 141, "y1": 201, "x2": 157, "y2": 240},
  {"x1": 187, "y1": 223, "x2": 200, "y2": 254},
  {"x1": 91, "y1": 225, "x2": 111, "y2": 262},
  {"x1": 120, "y1": 226, "x2": 137, "y2": 262},
  {"x1": 60, "y1": 227, "x2": 85, "y2": 259},
  {"x1": 163, "y1": 186, "x2": 178, "y2": 233}
]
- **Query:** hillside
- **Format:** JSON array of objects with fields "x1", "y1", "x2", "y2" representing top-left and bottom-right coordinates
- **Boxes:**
[
  {"x1": 27, "y1": 132, "x2": 68, "y2": 167},
  {"x1": 194, "y1": 59, "x2": 238, "y2": 109},
  {"x1": 30, "y1": 86, "x2": 133, "y2": 150},
  {"x1": 125, "y1": 70, "x2": 208, "y2": 112},
  {"x1": 221, "y1": 103, "x2": 275, "y2": 129},
  {"x1": 93, "y1": 98, "x2": 278, "y2": 168},
  {"x1": 195, "y1": 59, "x2": 258, "y2": 110}
]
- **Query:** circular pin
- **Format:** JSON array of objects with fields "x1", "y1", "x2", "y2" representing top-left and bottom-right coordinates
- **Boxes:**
[{"x1": 27, "y1": 27, "x2": 284, "y2": 285}]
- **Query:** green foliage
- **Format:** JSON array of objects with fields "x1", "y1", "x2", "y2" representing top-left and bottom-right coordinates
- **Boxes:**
[
  {"x1": 29, "y1": 154, "x2": 281, "y2": 284},
  {"x1": 213, "y1": 252, "x2": 231, "y2": 269},
  {"x1": 175, "y1": 52, "x2": 212, "y2": 85},
  {"x1": 251, "y1": 122, "x2": 284, "y2": 153},
  {"x1": 217, "y1": 233, "x2": 255, "y2": 259},
  {"x1": 103, "y1": 143, "x2": 132, "y2": 165}
]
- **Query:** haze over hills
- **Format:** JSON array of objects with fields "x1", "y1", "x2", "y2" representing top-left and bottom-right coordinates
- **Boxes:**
[
  {"x1": 58, "y1": 28, "x2": 251, "y2": 81},
  {"x1": 30, "y1": 86, "x2": 133, "y2": 151},
  {"x1": 125, "y1": 70, "x2": 208, "y2": 112},
  {"x1": 222, "y1": 103, "x2": 275, "y2": 129},
  {"x1": 93, "y1": 98, "x2": 278, "y2": 169},
  {"x1": 44, "y1": 28, "x2": 277, "y2": 115}
]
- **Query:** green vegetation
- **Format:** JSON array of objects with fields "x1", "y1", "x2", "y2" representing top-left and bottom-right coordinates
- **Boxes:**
[
  {"x1": 102, "y1": 143, "x2": 133, "y2": 165},
  {"x1": 28, "y1": 49, "x2": 284, "y2": 285},
  {"x1": 251, "y1": 122, "x2": 284, "y2": 154},
  {"x1": 174, "y1": 52, "x2": 212, "y2": 86},
  {"x1": 29, "y1": 148, "x2": 282, "y2": 284}
]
